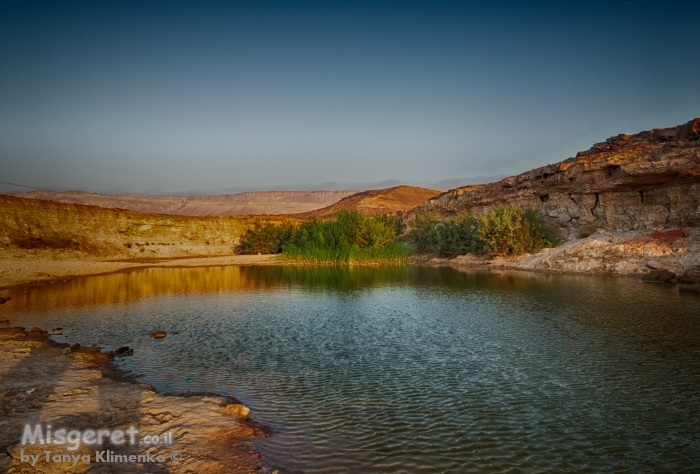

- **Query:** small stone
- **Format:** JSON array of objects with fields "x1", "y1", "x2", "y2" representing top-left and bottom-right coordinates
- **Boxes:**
[
  {"x1": 149, "y1": 330, "x2": 167, "y2": 339},
  {"x1": 221, "y1": 403, "x2": 250, "y2": 419},
  {"x1": 115, "y1": 346, "x2": 133, "y2": 356},
  {"x1": 61, "y1": 347, "x2": 71, "y2": 354}
]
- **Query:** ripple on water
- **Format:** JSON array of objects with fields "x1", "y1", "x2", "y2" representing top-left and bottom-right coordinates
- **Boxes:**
[{"x1": 4, "y1": 266, "x2": 700, "y2": 473}]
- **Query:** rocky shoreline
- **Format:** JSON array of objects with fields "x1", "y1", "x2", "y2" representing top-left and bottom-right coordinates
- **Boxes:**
[
  {"x1": 0, "y1": 327, "x2": 268, "y2": 474},
  {"x1": 409, "y1": 227, "x2": 700, "y2": 293}
]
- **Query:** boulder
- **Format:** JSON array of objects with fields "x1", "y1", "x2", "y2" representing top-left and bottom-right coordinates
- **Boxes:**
[
  {"x1": 677, "y1": 266, "x2": 700, "y2": 284},
  {"x1": 642, "y1": 269, "x2": 677, "y2": 283},
  {"x1": 221, "y1": 403, "x2": 250, "y2": 419}
]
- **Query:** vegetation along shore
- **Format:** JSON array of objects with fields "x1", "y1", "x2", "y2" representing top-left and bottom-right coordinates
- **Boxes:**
[{"x1": 1, "y1": 118, "x2": 699, "y2": 286}]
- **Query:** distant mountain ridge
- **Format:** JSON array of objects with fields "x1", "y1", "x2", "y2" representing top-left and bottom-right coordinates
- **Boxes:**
[
  {"x1": 13, "y1": 189, "x2": 359, "y2": 216},
  {"x1": 295, "y1": 185, "x2": 442, "y2": 218}
]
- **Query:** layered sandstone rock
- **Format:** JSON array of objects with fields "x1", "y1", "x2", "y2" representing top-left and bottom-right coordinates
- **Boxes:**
[
  {"x1": 413, "y1": 118, "x2": 700, "y2": 239},
  {"x1": 0, "y1": 195, "x2": 297, "y2": 259}
]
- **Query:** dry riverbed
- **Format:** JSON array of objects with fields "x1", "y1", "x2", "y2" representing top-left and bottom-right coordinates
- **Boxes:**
[{"x1": 0, "y1": 328, "x2": 268, "y2": 474}]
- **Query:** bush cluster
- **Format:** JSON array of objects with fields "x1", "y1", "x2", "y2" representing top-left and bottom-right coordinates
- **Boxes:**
[
  {"x1": 236, "y1": 223, "x2": 294, "y2": 254},
  {"x1": 237, "y1": 210, "x2": 408, "y2": 263},
  {"x1": 408, "y1": 205, "x2": 558, "y2": 257}
]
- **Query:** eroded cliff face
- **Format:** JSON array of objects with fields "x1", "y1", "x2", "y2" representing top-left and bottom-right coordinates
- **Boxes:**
[
  {"x1": 414, "y1": 118, "x2": 700, "y2": 238},
  {"x1": 14, "y1": 190, "x2": 357, "y2": 216},
  {"x1": 0, "y1": 195, "x2": 295, "y2": 258}
]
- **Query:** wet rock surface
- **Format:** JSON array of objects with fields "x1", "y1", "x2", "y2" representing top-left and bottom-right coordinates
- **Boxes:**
[{"x1": 0, "y1": 328, "x2": 266, "y2": 473}]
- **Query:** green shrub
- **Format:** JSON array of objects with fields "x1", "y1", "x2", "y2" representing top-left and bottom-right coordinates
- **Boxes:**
[
  {"x1": 407, "y1": 212, "x2": 438, "y2": 251},
  {"x1": 238, "y1": 210, "x2": 406, "y2": 264},
  {"x1": 434, "y1": 212, "x2": 483, "y2": 257},
  {"x1": 478, "y1": 205, "x2": 558, "y2": 256},
  {"x1": 237, "y1": 223, "x2": 294, "y2": 254}
]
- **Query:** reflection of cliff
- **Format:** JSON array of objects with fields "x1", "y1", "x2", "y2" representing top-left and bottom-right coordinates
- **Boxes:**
[
  {"x1": 2, "y1": 265, "x2": 505, "y2": 313},
  {"x1": 0, "y1": 195, "x2": 296, "y2": 257},
  {"x1": 3, "y1": 266, "x2": 284, "y2": 313},
  {"x1": 412, "y1": 118, "x2": 700, "y2": 238}
]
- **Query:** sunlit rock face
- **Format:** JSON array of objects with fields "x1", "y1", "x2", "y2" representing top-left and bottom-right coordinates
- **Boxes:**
[
  {"x1": 412, "y1": 118, "x2": 700, "y2": 239},
  {"x1": 0, "y1": 194, "x2": 297, "y2": 258}
]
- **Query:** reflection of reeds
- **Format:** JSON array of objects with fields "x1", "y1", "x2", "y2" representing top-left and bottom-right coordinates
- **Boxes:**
[{"x1": 241, "y1": 265, "x2": 411, "y2": 291}]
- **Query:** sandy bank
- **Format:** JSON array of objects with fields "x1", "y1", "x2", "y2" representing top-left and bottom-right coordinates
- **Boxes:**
[
  {"x1": 0, "y1": 254, "x2": 280, "y2": 290},
  {"x1": 0, "y1": 328, "x2": 267, "y2": 473}
]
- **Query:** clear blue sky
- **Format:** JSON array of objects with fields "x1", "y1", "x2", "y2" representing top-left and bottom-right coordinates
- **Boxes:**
[{"x1": 1, "y1": 0, "x2": 699, "y2": 194}]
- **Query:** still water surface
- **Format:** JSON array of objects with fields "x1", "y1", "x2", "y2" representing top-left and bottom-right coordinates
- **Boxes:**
[{"x1": 3, "y1": 265, "x2": 700, "y2": 473}]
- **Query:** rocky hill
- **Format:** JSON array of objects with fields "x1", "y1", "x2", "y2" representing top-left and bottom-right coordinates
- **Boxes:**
[
  {"x1": 413, "y1": 118, "x2": 700, "y2": 239},
  {"x1": 296, "y1": 185, "x2": 441, "y2": 218},
  {"x1": 0, "y1": 195, "x2": 296, "y2": 259},
  {"x1": 410, "y1": 118, "x2": 700, "y2": 279},
  {"x1": 13, "y1": 190, "x2": 357, "y2": 216}
]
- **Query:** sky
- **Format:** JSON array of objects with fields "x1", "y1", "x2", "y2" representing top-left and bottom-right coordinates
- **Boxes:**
[{"x1": 1, "y1": 0, "x2": 699, "y2": 195}]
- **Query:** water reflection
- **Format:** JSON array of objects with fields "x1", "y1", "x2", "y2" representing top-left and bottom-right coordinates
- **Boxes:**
[{"x1": 3, "y1": 265, "x2": 700, "y2": 473}]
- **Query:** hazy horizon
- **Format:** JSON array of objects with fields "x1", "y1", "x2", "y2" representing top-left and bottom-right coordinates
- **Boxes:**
[
  {"x1": 2, "y1": 0, "x2": 699, "y2": 195},
  {"x1": 7, "y1": 175, "x2": 508, "y2": 196}
]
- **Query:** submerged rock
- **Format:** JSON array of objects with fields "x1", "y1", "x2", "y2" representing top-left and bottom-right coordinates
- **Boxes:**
[
  {"x1": 642, "y1": 269, "x2": 677, "y2": 283},
  {"x1": 678, "y1": 266, "x2": 700, "y2": 284},
  {"x1": 114, "y1": 346, "x2": 133, "y2": 356}
]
